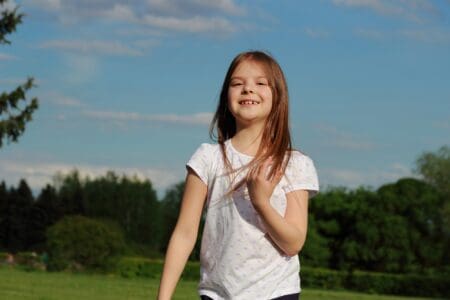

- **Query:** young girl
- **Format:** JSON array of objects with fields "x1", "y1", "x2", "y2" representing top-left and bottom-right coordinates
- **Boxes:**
[{"x1": 157, "y1": 51, "x2": 319, "y2": 300}]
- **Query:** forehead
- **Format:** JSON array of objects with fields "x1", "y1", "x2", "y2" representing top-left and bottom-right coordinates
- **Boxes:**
[{"x1": 231, "y1": 60, "x2": 269, "y2": 78}]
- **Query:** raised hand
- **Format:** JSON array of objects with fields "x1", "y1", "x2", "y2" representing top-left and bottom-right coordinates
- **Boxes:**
[{"x1": 246, "y1": 158, "x2": 283, "y2": 210}]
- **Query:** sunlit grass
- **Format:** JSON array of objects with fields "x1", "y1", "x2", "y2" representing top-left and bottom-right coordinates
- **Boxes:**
[{"x1": 0, "y1": 267, "x2": 439, "y2": 300}]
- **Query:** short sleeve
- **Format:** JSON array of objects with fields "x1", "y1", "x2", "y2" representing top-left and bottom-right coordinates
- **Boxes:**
[
  {"x1": 186, "y1": 143, "x2": 212, "y2": 186},
  {"x1": 282, "y1": 152, "x2": 319, "y2": 198}
]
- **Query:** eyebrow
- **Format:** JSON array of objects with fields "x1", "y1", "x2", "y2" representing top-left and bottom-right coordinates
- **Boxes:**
[{"x1": 230, "y1": 76, "x2": 268, "y2": 80}]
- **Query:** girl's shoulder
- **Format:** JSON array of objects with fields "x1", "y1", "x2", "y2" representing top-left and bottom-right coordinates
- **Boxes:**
[
  {"x1": 190, "y1": 142, "x2": 222, "y2": 162},
  {"x1": 194, "y1": 142, "x2": 221, "y2": 154},
  {"x1": 288, "y1": 148, "x2": 314, "y2": 163}
]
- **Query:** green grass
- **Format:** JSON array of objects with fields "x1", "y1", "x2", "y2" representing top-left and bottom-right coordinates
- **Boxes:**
[{"x1": 0, "y1": 267, "x2": 441, "y2": 300}]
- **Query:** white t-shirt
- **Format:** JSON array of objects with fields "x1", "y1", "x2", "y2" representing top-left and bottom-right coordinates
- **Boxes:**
[{"x1": 186, "y1": 140, "x2": 319, "y2": 300}]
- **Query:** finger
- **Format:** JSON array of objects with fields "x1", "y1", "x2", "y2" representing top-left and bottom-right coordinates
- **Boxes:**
[
  {"x1": 261, "y1": 159, "x2": 273, "y2": 180},
  {"x1": 247, "y1": 163, "x2": 259, "y2": 181},
  {"x1": 273, "y1": 167, "x2": 284, "y2": 184}
]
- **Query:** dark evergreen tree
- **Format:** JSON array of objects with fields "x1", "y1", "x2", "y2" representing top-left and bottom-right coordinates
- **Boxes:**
[
  {"x1": 27, "y1": 184, "x2": 63, "y2": 250},
  {"x1": 0, "y1": 181, "x2": 8, "y2": 250},
  {"x1": 2, "y1": 179, "x2": 34, "y2": 252},
  {"x1": 0, "y1": 0, "x2": 39, "y2": 147},
  {"x1": 159, "y1": 181, "x2": 204, "y2": 260}
]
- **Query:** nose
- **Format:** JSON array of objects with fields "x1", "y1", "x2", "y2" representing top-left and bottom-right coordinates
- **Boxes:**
[{"x1": 242, "y1": 83, "x2": 254, "y2": 94}]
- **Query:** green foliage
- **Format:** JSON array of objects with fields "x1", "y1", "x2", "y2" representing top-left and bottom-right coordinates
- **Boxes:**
[
  {"x1": 50, "y1": 170, "x2": 160, "y2": 250},
  {"x1": 300, "y1": 215, "x2": 331, "y2": 268},
  {"x1": 116, "y1": 257, "x2": 199, "y2": 280},
  {"x1": 117, "y1": 257, "x2": 163, "y2": 279},
  {"x1": 14, "y1": 251, "x2": 46, "y2": 271},
  {"x1": 301, "y1": 267, "x2": 450, "y2": 298},
  {"x1": 309, "y1": 179, "x2": 448, "y2": 274},
  {"x1": 0, "y1": 0, "x2": 23, "y2": 44},
  {"x1": 114, "y1": 259, "x2": 450, "y2": 298},
  {"x1": 82, "y1": 171, "x2": 160, "y2": 248},
  {"x1": 0, "y1": 179, "x2": 34, "y2": 252},
  {"x1": 159, "y1": 181, "x2": 204, "y2": 261},
  {"x1": 415, "y1": 145, "x2": 450, "y2": 196},
  {"x1": 46, "y1": 215, "x2": 126, "y2": 271},
  {"x1": 0, "y1": 2, "x2": 39, "y2": 147}
]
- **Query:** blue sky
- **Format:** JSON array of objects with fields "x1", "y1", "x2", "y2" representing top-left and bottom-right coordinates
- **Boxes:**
[{"x1": 1, "y1": 0, "x2": 449, "y2": 197}]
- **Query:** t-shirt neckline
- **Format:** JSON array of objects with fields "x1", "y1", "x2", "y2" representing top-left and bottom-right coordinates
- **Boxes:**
[{"x1": 226, "y1": 139, "x2": 254, "y2": 159}]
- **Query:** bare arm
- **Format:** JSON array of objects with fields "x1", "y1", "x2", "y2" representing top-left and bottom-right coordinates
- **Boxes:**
[
  {"x1": 254, "y1": 190, "x2": 309, "y2": 256},
  {"x1": 247, "y1": 159, "x2": 309, "y2": 256},
  {"x1": 157, "y1": 168, "x2": 207, "y2": 300}
]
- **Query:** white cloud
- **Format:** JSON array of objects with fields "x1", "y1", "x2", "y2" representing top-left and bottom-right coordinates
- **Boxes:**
[
  {"x1": 39, "y1": 40, "x2": 143, "y2": 57},
  {"x1": 63, "y1": 54, "x2": 99, "y2": 85},
  {"x1": 398, "y1": 29, "x2": 450, "y2": 43},
  {"x1": 82, "y1": 110, "x2": 213, "y2": 126},
  {"x1": 146, "y1": 0, "x2": 245, "y2": 17},
  {"x1": 331, "y1": 0, "x2": 439, "y2": 23},
  {"x1": 0, "y1": 52, "x2": 17, "y2": 60},
  {"x1": 26, "y1": 0, "x2": 61, "y2": 11},
  {"x1": 354, "y1": 27, "x2": 450, "y2": 43},
  {"x1": 314, "y1": 123, "x2": 376, "y2": 150},
  {"x1": 102, "y1": 4, "x2": 136, "y2": 22},
  {"x1": 320, "y1": 162, "x2": 415, "y2": 189},
  {"x1": 25, "y1": 0, "x2": 246, "y2": 35},
  {"x1": 0, "y1": 0, "x2": 18, "y2": 12},
  {"x1": 432, "y1": 120, "x2": 450, "y2": 130},
  {"x1": 141, "y1": 14, "x2": 236, "y2": 34},
  {"x1": 0, "y1": 159, "x2": 183, "y2": 194},
  {"x1": 44, "y1": 91, "x2": 87, "y2": 108}
]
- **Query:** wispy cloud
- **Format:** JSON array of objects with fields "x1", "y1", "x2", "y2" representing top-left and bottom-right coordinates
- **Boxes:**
[
  {"x1": 313, "y1": 123, "x2": 376, "y2": 150},
  {"x1": 432, "y1": 120, "x2": 450, "y2": 130},
  {"x1": 39, "y1": 40, "x2": 144, "y2": 57},
  {"x1": 304, "y1": 28, "x2": 330, "y2": 38},
  {"x1": 82, "y1": 110, "x2": 213, "y2": 126},
  {"x1": 44, "y1": 91, "x2": 88, "y2": 108},
  {"x1": 0, "y1": 159, "x2": 183, "y2": 194},
  {"x1": 0, "y1": 52, "x2": 17, "y2": 60},
  {"x1": 26, "y1": 0, "x2": 246, "y2": 36},
  {"x1": 331, "y1": 0, "x2": 440, "y2": 23},
  {"x1": 141, "y1": 15, "x2": 236, "y2": 34},
  {"x1": 320, "y1": 162, "x2": 414, "y2": 189},
  {"x1": 398, "y1": 28, "x2": 450, "y2": 43},
  {"x1": 354, "y1": 27, "x2": 450, "y2": 43},
  {"x1": 0, "y1": 0, "x2": 18, "y2": 12},
  {"x1": 146, "y1": 0, "x2": 246, "y2": 17}
]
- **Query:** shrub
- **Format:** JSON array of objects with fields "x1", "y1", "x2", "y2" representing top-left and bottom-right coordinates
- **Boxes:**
[
  {"x1": 0, "y1": 252, "x2": 8, "y2": 262},
  {"x1": 15, "y1": 252, "x2": 46, "y2": 271},
  {"x1": 116, "y1": 257, "x2": 199, "y2": 280},
  {"x1": 300, "y1": 266, "x2": 450, "y2": 298},
  {"x1": 46, "y1": 215, "x2": 125, "y2": 271}
]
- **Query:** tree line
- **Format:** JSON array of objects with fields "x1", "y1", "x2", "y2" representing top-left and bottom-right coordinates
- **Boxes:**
[{"x1": 0, "y1": 145, "x2": 448, "y2": 275}]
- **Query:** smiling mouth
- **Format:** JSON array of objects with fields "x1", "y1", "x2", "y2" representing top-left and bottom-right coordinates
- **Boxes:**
[{"x1": 239, "y1": 100, "x2": 260, "y2": 105}]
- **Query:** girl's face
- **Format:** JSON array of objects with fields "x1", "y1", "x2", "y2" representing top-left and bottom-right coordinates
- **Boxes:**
[{"x1": 227, "y1": 60, "x2": 273, "y2": 128}]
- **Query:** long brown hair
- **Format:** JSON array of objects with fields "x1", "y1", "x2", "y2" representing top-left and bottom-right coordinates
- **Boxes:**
[{"x1": 209, "y1": 50, "x2": 293, "y2": 190}]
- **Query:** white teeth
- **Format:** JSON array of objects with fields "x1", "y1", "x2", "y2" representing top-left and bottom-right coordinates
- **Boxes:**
[{"x1": 240, "y1": 100, "x2": 258, "y2": 105}]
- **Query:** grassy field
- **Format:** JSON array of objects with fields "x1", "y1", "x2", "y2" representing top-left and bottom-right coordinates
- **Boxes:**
[{"x1": 0, "y1": 267, "x2": 441, "y2": 300}]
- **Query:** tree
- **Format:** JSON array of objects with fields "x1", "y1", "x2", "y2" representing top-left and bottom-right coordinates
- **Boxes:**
[
  {"x1": 0, "y1": 0, "x2": 39, "y2": 147},
  {"x1": 159, "y1": 181, "x2": 204, "y2": 260},
  {"x1": 82, "y1": 171, "x2": 160, "y2": 249},
  {"x1": 0, "y1": 179, "x2": 34, "y2": 252},
  {"x1": 415, "y1": 145, "x2": 450, "y2": 267},
  {"x1": 415, "y1": 145, "x2": 450, "y2": 196}
]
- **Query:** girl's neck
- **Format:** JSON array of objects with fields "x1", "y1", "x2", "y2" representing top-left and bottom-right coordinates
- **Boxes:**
[{"x1": 231, "y1": 123, "x2": 265, "y2": 157}]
